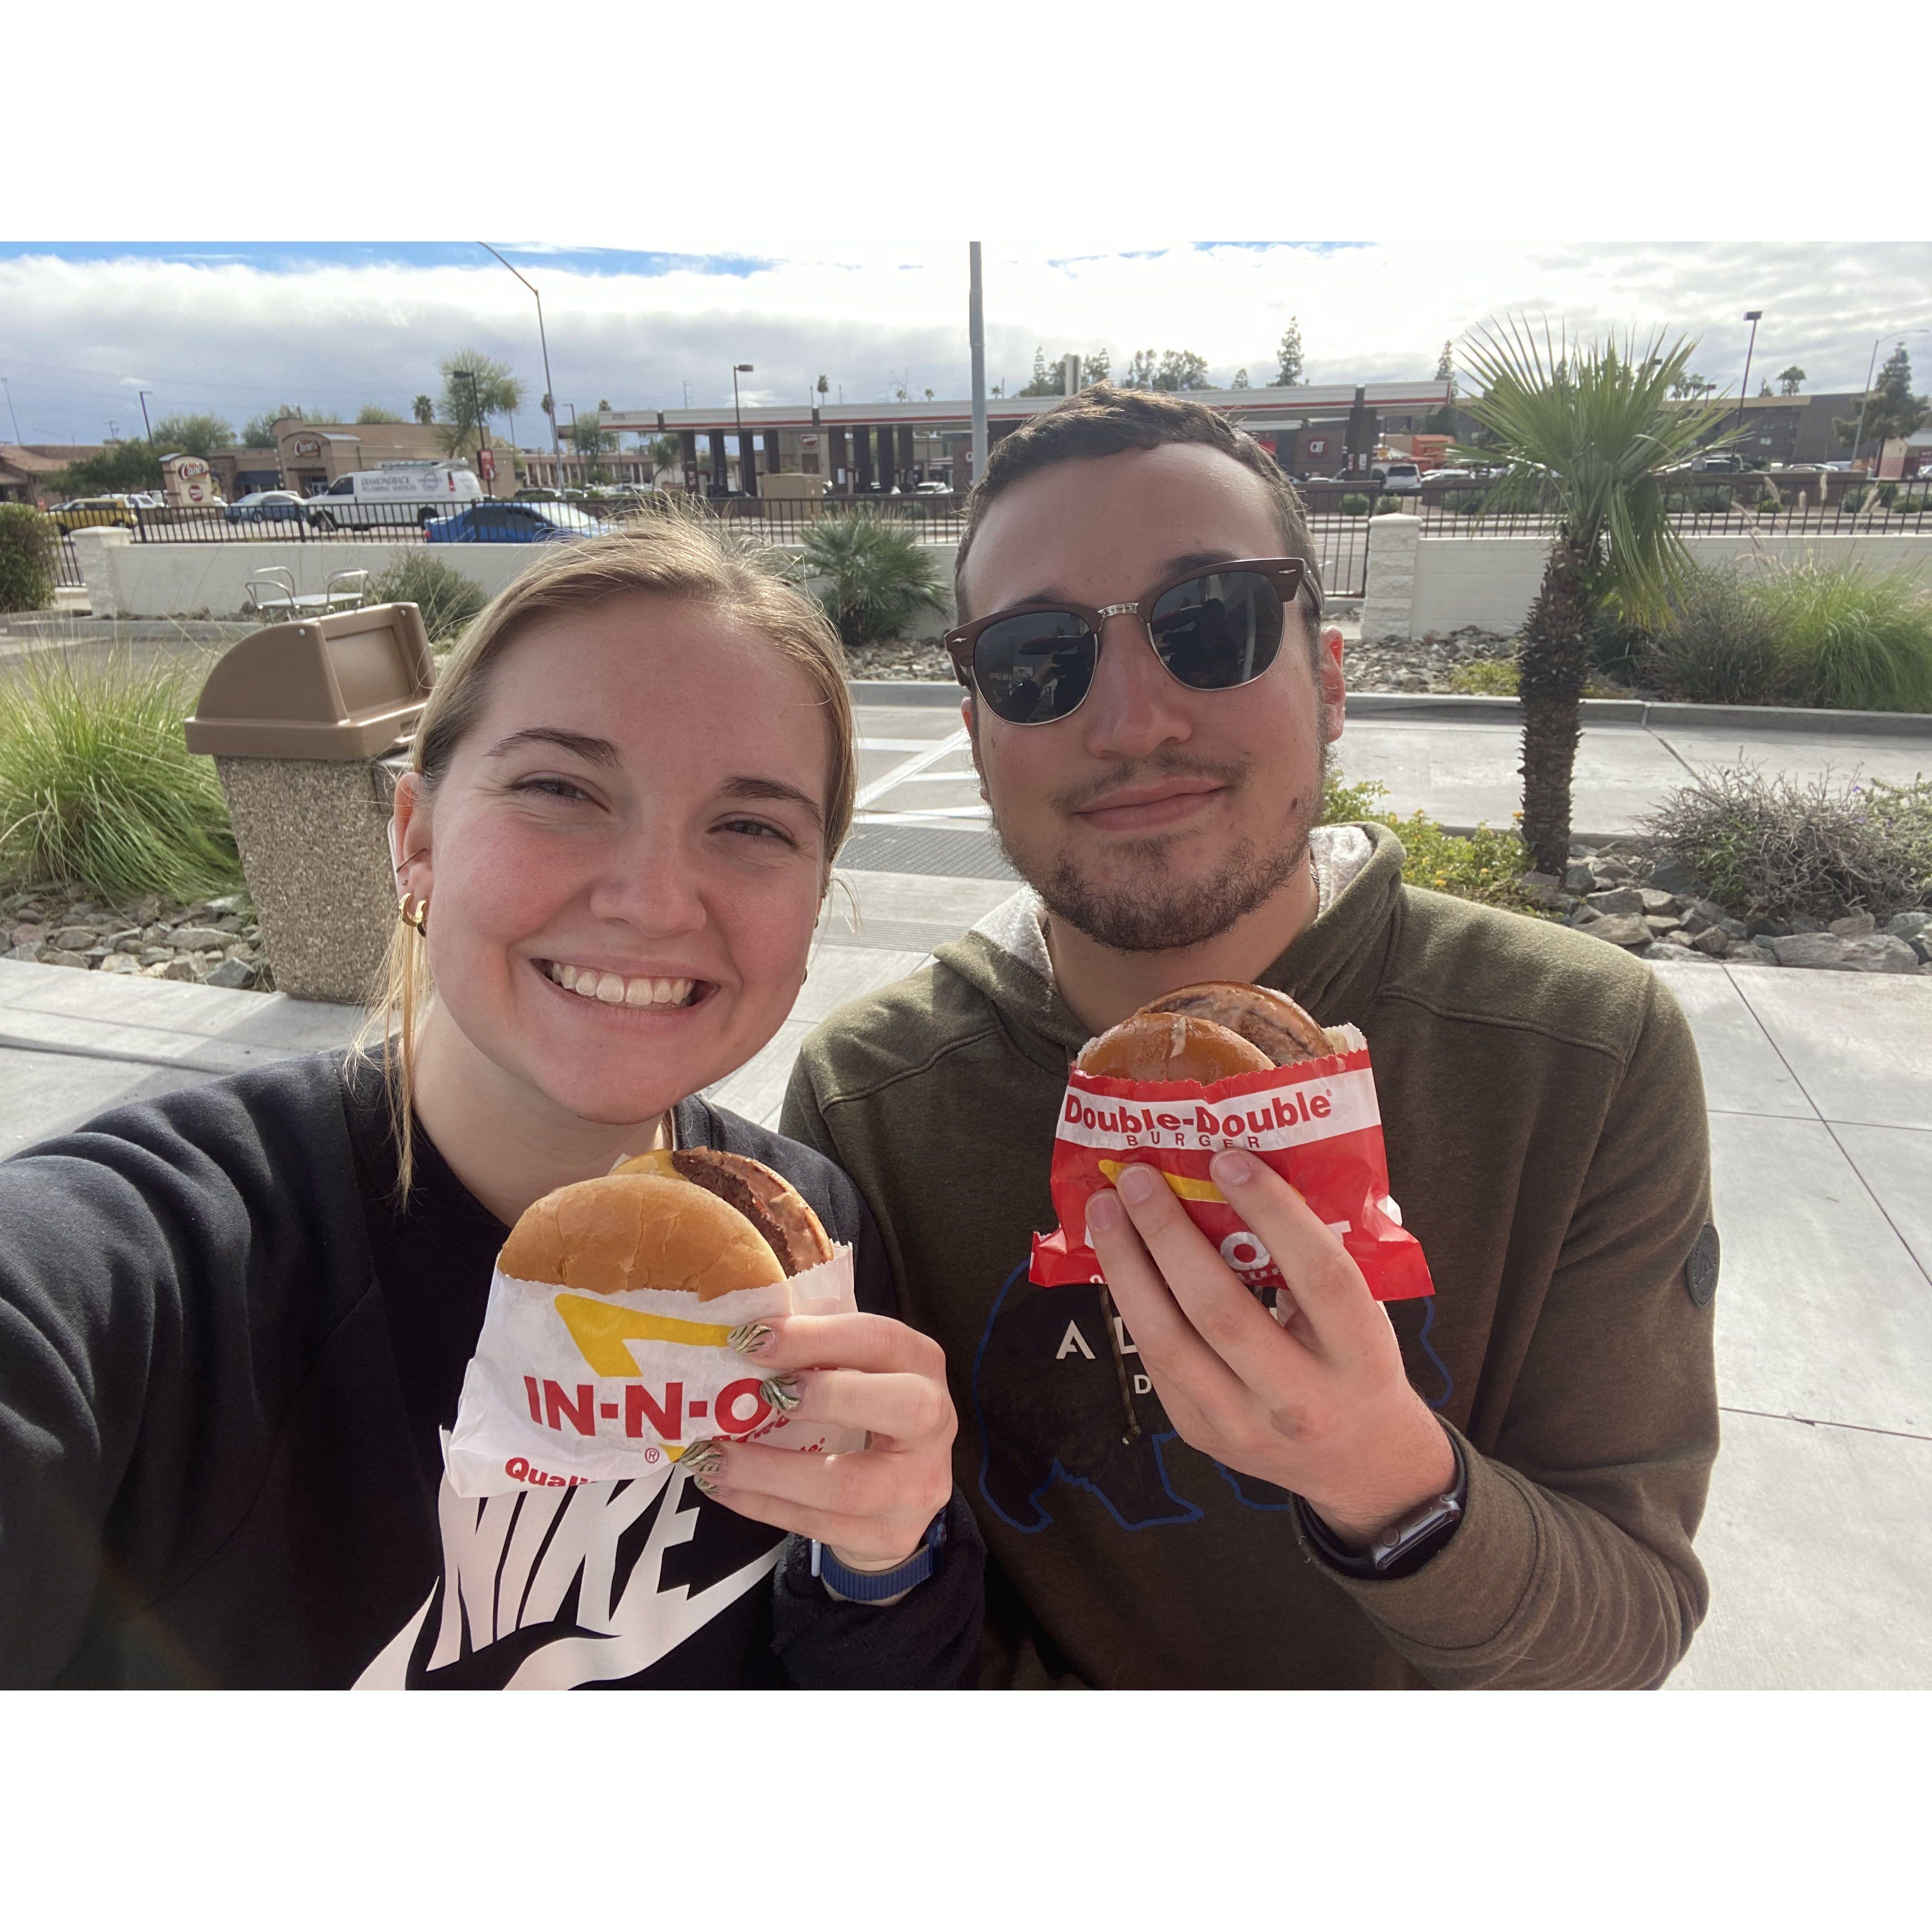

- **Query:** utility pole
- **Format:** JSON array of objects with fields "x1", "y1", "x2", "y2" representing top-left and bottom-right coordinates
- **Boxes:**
[
  {"x1": 1733, "y1": 310, "x2": 1761, "y2": 443},
  {"x1": 969, "y1": 241, "x2": 988, "y2": 491},
  {"x1": 478, "y1": 242, "x2": 561, "y2": 491},
  {"x1": 138, "y1": 389, "x2": 155, "y2": 445},
  {"x1": 1, "y1": 376, "x2": 21, "y2": 444}
]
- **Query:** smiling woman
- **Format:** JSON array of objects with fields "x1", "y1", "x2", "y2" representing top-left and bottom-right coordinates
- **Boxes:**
[{"x1": 0, "y1": 512, "x2": 982, "y2": 1690}]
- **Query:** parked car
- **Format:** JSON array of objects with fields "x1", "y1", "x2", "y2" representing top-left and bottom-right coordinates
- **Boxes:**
[
  {"x1": 305, "y1": 463, "x2": 485, "y2": 529},
  {"x1": 1694, "y1": 452, "x2": 1750, "y2": 473},
  {"x1": 423, "y1": 501, "x2": 610, "y2": 543},
  {"x1": 914, "y1": 479, "x2": 954, "y2": 494},
  {"x1": 51, "y1": 495, "x2": 139, "y2": 532},
  {"x1": 226, "y1": 490, "x2": 314, "y2": 526},
  {"x1": 1371, "y1": 461, "x2": 1422, "y2": 494}
]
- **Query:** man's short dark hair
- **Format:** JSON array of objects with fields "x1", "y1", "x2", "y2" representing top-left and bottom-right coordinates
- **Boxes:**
[{"x1": 954, "y1": 383, "x2": 1324, "y2": 632}]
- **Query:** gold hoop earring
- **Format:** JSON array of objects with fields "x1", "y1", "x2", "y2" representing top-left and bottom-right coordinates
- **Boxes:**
[{"x1": 399, "y1": 894, "x2": 428, "y2": 935}]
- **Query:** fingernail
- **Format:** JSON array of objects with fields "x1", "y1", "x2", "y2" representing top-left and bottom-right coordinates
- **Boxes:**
[
  {"x1": 690, "y1": 1470, "x2": 722, "y2": 1495},
  {"x1": 729, "y1": 1321, "x2": 775, "y2": 1357},
  {"x1": 680, "y1": 1438, "x2": 724, "y2": 1476},
  {"x1": 1117, "y1": 1165, "x2": 1157, "y2": 1203},
  {"x1": 1086, "y1": 1191, "x2": 1122, "y2": 1237},
  {"x1": 1212, "y1": 1150, "x2": 1255, "y2": 1187},
  {"x1": 759, "y1": 1374, "x2": 802, "y2": 1414}
]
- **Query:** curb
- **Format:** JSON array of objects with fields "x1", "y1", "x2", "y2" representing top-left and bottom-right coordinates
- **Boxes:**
[{"x1": 1340, "y1": 691, "x2": 1932, "y2": 739}]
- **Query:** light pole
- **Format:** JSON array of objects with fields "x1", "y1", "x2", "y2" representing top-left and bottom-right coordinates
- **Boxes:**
[
  {"x1": 138, "y1": 389, "x2": 155, "y2": 446},
  {"x1": 1733, "y1": 310, "x2": 1761, "y2": 443},
  {"x1": 477, "y1": 242, "x2": 561, "y2": 490},
  {"x1": 731, "y1": 363, "x2": 753, "y2": 496},
  {"x1": 1849, "y1": 326, "x2": 1930, "y2": 475},
  {"x1": 969, "y1": 242, "x2": 988, "y2": 489},
  {"x1": 0, "y1": 377, "x2": 19, "y2": 444},
  {"x1": 562, "y1": 402, "x2": 576, "y2": 488}
]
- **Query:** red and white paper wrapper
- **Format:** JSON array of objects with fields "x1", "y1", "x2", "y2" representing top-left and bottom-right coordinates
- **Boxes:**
[
  {"x1": 1030, "y1": 1027, "x2": 1434, "y2": 1303},
  {"x1": 445, "y1": 1244, "x2": 864, "y2": 1498}
]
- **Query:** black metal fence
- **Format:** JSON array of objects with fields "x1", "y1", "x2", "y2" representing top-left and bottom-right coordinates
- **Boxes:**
[
  {"x1": 56, "y1": 534, "x2": 83, "y2": 587},
  {"x1": 1413, "y1": 482, "x2": 1932, "y2": 536}
]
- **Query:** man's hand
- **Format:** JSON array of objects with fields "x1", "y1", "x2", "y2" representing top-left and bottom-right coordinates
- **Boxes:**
[{"x1": 1084, "y1": 1150, "x2": 1454, "y2": 1550}]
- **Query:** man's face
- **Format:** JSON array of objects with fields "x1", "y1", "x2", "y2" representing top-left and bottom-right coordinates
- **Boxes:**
[{"x1": 960, "y1": 443, "x2": 1344, "y2": 953}]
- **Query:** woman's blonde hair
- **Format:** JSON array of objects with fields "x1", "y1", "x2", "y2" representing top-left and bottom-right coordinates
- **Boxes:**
[{"x1": 351, "y1": 508, "x2": 856, "y2": 1204}]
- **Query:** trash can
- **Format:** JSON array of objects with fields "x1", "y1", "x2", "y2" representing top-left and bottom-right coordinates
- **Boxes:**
[{"x1": 184, "y1": 603, "x2": 435, "y2": 1003}]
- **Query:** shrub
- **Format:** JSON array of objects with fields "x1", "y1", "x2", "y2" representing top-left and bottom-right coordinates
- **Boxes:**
[
  {"x1": 1750, "y1": 563, "x2": 1932, "y2": 713},
  {"x1": 1318, "y1": 771, "x2": 1553, "y2": 916},
  {"x1": 0, "y1": 504, "x2": 58, "y2": 614},
  {"x1": 1665, "y1": 486, "x2": 1733, "y2": 516},
  {"x1": 1641, "y1": 565, "x2": 1792, "y2": 705},
  {"x1": 1371, "y1": 495, "x2": 1403, "y2": 516},
  {"x1": 1841, "y1": 487, "x2": 1868, "y2": 513},
  {"x1": 1449, "y1": 656, "x2": 1521, "y2": 695},
  {"x1": 1449, "y1": 489, "x2": 1489, "y2": 517},
  {"x1": 1756, "y1": 492, "x2": 1781, "y2": 514},
  {"x1": 795, "y1": 513, "x2": 948, "y2": 649},
  {"x1": 1589, "y1": 602, "x2": 1650, "y2": 685},
  {"x1": 368, "y1": 551, "x2": 488, "y2": 646},
  {"x1": 1338, "y1": 494, "x2": 1370, "y2": 517},
  {"x1": 0, "y1": 649, "x2": 243, "y2": 902},
  {"x1": 1644, "y1": 766, "x2": 1932, "y2": 921}
]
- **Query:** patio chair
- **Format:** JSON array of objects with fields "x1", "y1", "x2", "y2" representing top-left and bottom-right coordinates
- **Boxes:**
[{"x1": 243, "y1": 567, "x2": 371, "y2": 621}]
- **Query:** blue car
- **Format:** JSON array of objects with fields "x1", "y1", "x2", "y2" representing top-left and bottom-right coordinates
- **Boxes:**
[{"x1": 423, "y1": 501, "x2": 609, "y2": 543}]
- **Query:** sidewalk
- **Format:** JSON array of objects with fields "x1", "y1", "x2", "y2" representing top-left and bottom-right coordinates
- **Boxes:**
[{"x1": 845, "y1": 681, "x2": 1932, "y2": 840}]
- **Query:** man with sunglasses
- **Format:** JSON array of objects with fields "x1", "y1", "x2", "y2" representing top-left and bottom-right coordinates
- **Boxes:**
[{"x1": 784, "y1": 386, "x2": 1718, "y2": 1690}]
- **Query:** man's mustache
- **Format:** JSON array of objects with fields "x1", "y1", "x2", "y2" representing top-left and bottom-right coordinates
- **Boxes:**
[{"x1": 1049, "y1": 754, "x2": 1249, "y2": 817}]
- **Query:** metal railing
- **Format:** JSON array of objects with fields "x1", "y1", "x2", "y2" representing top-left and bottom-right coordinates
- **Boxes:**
[
  {"x1": 56, "y1": 534, "x2": 83, "y2": 587},
  {"x1": 1413, "y1": 481, "x2": 1932, "y2": 536}
]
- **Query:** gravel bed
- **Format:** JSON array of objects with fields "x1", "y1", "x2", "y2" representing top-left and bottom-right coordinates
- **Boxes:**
[{"x1": 3, "y1": 886, "x2": 272, "y2": 990}]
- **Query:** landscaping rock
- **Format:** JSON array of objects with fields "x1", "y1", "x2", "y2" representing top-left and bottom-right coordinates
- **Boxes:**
[
  {"x1": 169, "y1": 925, "x2": 235, "y2": 953},
  {"x1": 97, "y1": 953, "x2": 141, "y2": 975},
  {"x1": 1788, "y1": 914, "x2": 1828, "y2": 934},
  {"x1": 1829, "y1": 912, "x2": 1876, "y2": 938},
  {"x1": 1637, "y1": 888, "x2": 1681, "y2": 914},
  {"x1": 1769, "y1": 933, "x2": 1849, "y2": 969},
  {"x1": 1641, "y1": 941, "x2": 1707, "y2": 963},
  {"x1": 49, "y1": 926, "x2": 97, "y2": 951},
  {"x1": 1644, "y1": 914, "x2": 1684, "y2": 934},
  {"x1": 1730, "y1": 942, "x2": 1781, "y2": 966},
  {"x1": 202, "y1": 958, "x2": 258, "y2": 990},
  {"x1": 160, "y1": 959, "x2": 199, "y2": 982},
  {"x1": 1645, "y1": 853, "x2": 1703, "y2": 896},
  {"x1": 39, "y1": 948, "x2": 88, "y2": 969},
  {"x1": 1689, "y1": 926, "x2": 1734, "y2": 957},
  {"x1": 1564, "y1": 862, "x2": 1595, "y2": 894},
  {"x1": 1747, "y1": 917, "x2": 1791, "y2": 939},
  {"x1": 1590, "y1": 858, "x2": 1638, "y2": 886},
  {"x1": 1586, "y1": 886, "x2": 1645, "y2": 917},
  {"x1": 4, "y1": 943, "x2": 42, "y2": 962},
  {"x1": 1840, "y1": 935, "x2": 1921, "y2": 975},
  {"x1": 1883, "y1": 911, "x2": 1932, "y2": 943},
  {"x1": 1578, "y1": 913, "x2": 1653, "y2": 949}
]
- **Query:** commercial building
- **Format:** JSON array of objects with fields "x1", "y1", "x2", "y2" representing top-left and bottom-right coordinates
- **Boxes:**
[
  {"x1": 0, "y1": 444, "x2": 101, "y2": 503},
  {"x1": 587, "y1": 380, "x2": 1454, "y2": 495}
]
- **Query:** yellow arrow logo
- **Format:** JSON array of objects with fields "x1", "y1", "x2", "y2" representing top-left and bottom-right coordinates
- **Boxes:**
[
  {"x1": 553, "y1": 1294, "x2": 734, "y2": 1376},
  {"x1": 1098, "y1": 1159, "x2": 1226, "y2": 1203}
]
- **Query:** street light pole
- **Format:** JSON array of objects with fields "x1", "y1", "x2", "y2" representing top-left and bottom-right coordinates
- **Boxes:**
[
  {"x1": 1, "y1": 377, "x2": 21, "y2": 444},
  {"x1": 969, "y1": 242, "x2": 988, "y2": 490},
  {"x1": 1849, "y1": 326, "x2": 1930, "y2": 475},
  {"x1": 138, "y1": 389, "x2": 155, "y2": 446},
  {"x1": 478, "y1": 242, "x2": 561, "y2": 489},
  {"x1": 1733, "y1": 310, "x2": 1761, "y2": 442},
  {"x1": 562, "y1": 402, "x2": 576, "y2": 488},
  {"x1": 732, "y1": 363, "x2": 754, "y2": 496}
]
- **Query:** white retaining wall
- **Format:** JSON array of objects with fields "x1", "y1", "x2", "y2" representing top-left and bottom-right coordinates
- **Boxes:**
[
  {"x1": 69, "y1": 529, "x2": 962, "y2": 640},
  {"x1": 1359, "y1": 517, "x2": 1932, "y2": 640}
]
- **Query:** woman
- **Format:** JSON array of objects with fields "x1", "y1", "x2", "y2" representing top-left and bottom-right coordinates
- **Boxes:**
[{"x1": 0, "y1": 519, "x2": 980, "y2": 1689}]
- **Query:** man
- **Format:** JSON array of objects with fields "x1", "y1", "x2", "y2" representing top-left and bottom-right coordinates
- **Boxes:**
[{"x1": 783, "y1": 386, "x2": 1719, "y2": 1690}]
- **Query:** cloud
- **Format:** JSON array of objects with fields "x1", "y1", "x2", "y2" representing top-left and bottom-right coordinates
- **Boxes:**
[{"x1": 2, "y1": 242, "x2": 1927, "y2": 444}]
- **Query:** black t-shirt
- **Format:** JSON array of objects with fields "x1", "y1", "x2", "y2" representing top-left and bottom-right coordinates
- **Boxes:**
[{"x1": 0, "y1": 1052, "x2": 982, "y2": 1689}]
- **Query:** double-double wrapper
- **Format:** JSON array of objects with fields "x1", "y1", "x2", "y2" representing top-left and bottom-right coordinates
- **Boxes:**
[
  {"x1": 1031, "y1": 1027, "x2": 1434, "y2": 1303},
  {"x1": 447, "y1": 1245, "x2": 862, "y2": 1498}
]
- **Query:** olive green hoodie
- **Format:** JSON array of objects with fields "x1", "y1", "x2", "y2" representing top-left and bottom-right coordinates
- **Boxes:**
[{"x1": 782, "y1": 823, "x2": 1718, "y2": 1689}]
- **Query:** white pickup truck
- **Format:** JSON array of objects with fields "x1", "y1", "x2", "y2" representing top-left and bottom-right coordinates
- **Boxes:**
[{"x1": 305, "y1": 464, "x2": 485, "y2": 529}]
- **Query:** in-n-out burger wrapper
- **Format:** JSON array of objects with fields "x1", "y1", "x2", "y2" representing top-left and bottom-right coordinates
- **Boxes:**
[
  {"x1": 446, "y1": 1245, "x2": 864, "y2": 1498},
  {"x1": 1030, "y1": 1027, "x2": 1434, "y2": 1303}
]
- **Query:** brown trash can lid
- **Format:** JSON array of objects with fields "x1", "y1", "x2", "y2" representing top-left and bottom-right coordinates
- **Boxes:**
[{"x1": 183, "y1": 603, "x2": 436, "y2": 761}]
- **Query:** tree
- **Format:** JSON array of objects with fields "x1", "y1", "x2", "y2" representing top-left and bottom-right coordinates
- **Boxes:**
[
  {"x1": 816, "y1": 375, "x2": 830, "y2": 403},
  {"x1": 1084, "y1": 348, "x2": 1111, "y2": 386},
  {"x1": 413, "y1": 394, "x2": 436, "y2": 424},
  {"x1": 151, "y1": 413, "x2": 235, "y2": 457},
  {"x1": 1231, "y1": 368, "x2": 1251, "y2": 390},
  {"x1": 1459, "y1": 322, "x2": 1725, "y2": 874},
  {"x1": 54, "y1": 440, "x2": 162, "y2": 494},
  {"x1": 566, "y1": 409, "x2": 617, "y2": 477},
  {"x1": 796, "y1": 514, "x2": 949, "y2": 649},
  {"x1": 1668, "y1": 371, "x2": 1715, "y2": 400},
  {"x1": 1122, "y1": 348, "x2": 1158, "y2": 389},
  {"x1": 1424, "y1": 340, "x2": 1460, "y2": 433},
  {"x1": 1835, "y1": 345, "x2": 1927, "y2": 452},
  {"x1": 437, "y1": 350, "x2": 524, "y2": 459},
  {"x1": 1018, "y1": 347, "x2": 1062, "y2": 397},
  {"x1": 1153, "y1": 350, "x2": 1210, "y2": 391},
  {"x1": 242, "y1": 405, "x2": 325, "y2": 445},
  {"x1": 1275, "y1": 319, "x2": 1304, "y2": 388},
  {"x1": 644, "y1": 433, "x2": 683, "y2": 478},
  {"x1": 1776, "y1": 367, "x2": 1805, "y2": 396},
  {"x1": 356, "y1": 404, "x2": 406, "y2": 424}
]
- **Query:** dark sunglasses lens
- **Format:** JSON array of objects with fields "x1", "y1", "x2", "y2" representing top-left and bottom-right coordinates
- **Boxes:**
[
  {"x1": 1148, "y1": 571, "x2": 1286, "y2": 690},
  {"x1": 972, "y1": 611, "x2": 1097, "y2": 724}
]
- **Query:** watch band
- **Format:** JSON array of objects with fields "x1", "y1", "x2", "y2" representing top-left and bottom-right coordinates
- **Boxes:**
[
  {"x1": 1295, "y1": 1434, "x2": 1467, "y2": 1580},
  {"x1": 811, "y1": 1510, "x2": 947, "y2": 1603}
]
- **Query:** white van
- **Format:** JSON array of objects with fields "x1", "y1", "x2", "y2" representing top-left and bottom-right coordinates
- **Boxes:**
[{"x1": 305, "y1": 463, "x2": 485, "y2": 529}]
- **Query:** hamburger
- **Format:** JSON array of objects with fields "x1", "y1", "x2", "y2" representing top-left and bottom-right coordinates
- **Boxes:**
[
  {"x1": 499, "y1": 1148, "x2": 833, "y2": 1299},
  {"x1": 1076, "y1": 981, "x2": 1347, "y2": 1084}
]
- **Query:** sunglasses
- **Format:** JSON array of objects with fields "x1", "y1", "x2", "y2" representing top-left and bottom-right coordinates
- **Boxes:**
[{"x1": 944, "y1": 557, "x2": 1321, "y2": 727}]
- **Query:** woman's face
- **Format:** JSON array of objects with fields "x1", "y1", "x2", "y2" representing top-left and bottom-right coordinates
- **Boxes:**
[{"x1": 397, "y1": 593, "x2": 834, "y2": 1128}]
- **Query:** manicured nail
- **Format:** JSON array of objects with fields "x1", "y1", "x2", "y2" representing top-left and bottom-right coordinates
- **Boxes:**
[
  {"x1": 690, "y1": 1470, "x2": 722, "y2": 1495},
  {"x1": 729, "y1": 1321, "x2": 775, "y2": 1357},
  {"x1": 680, "y1": 1438, "x2": 724, "y2": 1476},
  {"x1": 1117, "y1": 1165, "x2": 1157, "y2": 1203},
  {"x1": 1212, "y1": 1150, "x2": 1255, "y2": 1187},
  {"x1": 1086, "y1": 1191, "x2": 1122, "y2": 1237},
  {"x1": 760, "y1": 1375, "x2": 802, "y2": 1414}
]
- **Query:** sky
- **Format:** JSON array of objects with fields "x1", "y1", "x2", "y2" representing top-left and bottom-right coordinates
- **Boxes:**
[{"x1": 3, "y1": 241, "x2": 1929, "y2": 450}]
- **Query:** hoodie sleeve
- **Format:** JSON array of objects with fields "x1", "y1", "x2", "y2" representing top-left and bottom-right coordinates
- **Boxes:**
[{"x1": 1308, "y1": 973, "x2": 1719, "y2": 1688}]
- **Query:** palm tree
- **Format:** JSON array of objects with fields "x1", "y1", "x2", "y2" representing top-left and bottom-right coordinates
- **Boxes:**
[
  {"x1": 1459, "y1": 322, "x2": 1727, "y2": 874},
  {"x1": 796, "y1": 514, "x2": 949, "y2": 651}
]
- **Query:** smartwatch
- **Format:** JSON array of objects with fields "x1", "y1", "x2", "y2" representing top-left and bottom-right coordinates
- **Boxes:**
[
  {"x1": 811, "y1": 1509, "x2": 948, "y2": 1603},
  {"x1": 1295, "y1": 1435, "x2": 1467, "y2": 1581}
]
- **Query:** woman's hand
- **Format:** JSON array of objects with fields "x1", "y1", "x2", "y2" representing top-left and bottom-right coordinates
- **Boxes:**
[
  {"x1": 1086, "y1": 1149, "x2": 1454, "y2": 1550},
  {"x1": 679, "y1": 1313, "x2": 956, "y2": 1572}
]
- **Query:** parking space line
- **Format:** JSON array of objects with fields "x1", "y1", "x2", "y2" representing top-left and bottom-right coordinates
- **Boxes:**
[{"x1": 853, "y1": 727, "x2": 973, "y2": 810}]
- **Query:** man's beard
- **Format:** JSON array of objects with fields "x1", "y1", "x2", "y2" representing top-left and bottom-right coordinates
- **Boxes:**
[{"x1": 989, "y1": 750, "x2": 1322, "y2": 955}]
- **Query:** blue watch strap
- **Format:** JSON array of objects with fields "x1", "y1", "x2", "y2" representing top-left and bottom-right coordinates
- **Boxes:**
[{"x1": 811, "y1": 1511, "x2": 946, "y2": 1603}]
